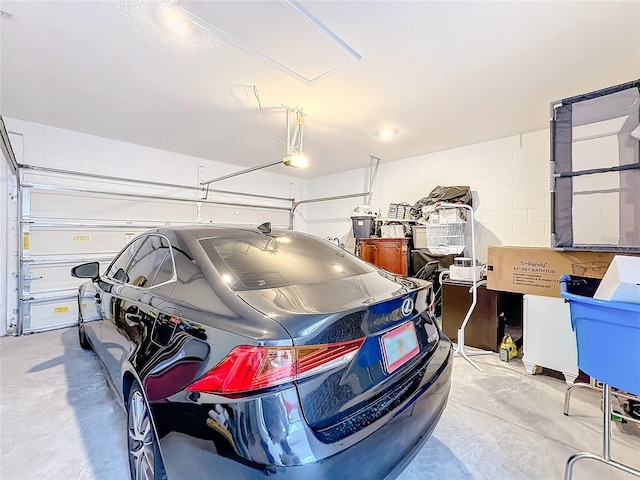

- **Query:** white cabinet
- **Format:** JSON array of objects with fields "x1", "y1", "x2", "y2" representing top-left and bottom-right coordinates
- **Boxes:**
[{"x1": 522, "y1": 294, "x2": 578, "y2": 385}]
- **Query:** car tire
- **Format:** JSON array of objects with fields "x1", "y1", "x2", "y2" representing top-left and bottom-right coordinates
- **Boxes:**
[
  {"x1": 127, "y1": 381, "x2": 165, "y2": 480},
  {"x1": 78, "y1": 319, "x2": 91, "y2": 350}
]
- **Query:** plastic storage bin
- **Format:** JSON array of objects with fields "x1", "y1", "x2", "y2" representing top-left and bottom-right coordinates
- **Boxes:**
[
  {"x1": 560, "y1": 274, "x2": 640, "y2": 395},
  {"x1": 351, "y1": 216, "x2": 374, "y2": 238}
]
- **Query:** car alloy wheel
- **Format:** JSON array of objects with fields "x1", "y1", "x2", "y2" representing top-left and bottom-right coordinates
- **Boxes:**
[{"x1": 127, "y1": 382, "x2": 161, "y2": 480}]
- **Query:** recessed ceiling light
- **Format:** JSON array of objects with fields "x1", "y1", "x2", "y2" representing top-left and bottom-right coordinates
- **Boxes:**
[
  {"x1": 163, "y1": 11, "x2": 190, "y2": 35},
  {"x1": 375, "y1": 128, "x2": 399, "y2": 138}
]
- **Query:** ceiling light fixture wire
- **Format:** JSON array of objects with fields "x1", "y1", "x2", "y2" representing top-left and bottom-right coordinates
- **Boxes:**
[
  {"x1": 250, "y1": 85, "x2": 306, "y2": 153},
  {"x1": 199, "y1": 94, "x2": 310, "y2": 187},
  {"x1": 252, "y1": 85, "x2": 286, "y2": 146}
]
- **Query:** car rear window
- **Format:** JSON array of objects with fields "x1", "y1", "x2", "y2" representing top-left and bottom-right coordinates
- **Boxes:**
[{"x1": 199, "y1": 234, "x2": 375, "y2": 291}]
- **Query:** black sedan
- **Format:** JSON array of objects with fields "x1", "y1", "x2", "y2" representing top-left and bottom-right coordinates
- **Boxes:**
[{"x1": 71, "y1": 224, "x2": 453, "y2": 480}]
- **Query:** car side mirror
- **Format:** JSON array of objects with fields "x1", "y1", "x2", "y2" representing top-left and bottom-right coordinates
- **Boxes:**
[{"x1": 71, "y1": 262, "x2": 100, "y2": 280}]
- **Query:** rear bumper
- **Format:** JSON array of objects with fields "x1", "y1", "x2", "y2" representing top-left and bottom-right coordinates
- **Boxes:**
[{"x1": 158, "y1": 336, "x2": 453, "y2": 480}]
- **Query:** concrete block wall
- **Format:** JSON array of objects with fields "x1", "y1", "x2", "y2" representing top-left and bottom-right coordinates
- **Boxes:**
[
  {"x1": 571, "y1": 134, "x2": 621, "y2": 246},
  {"x1": 305, "y1": 129, "x2": 551, "y2": 262}
]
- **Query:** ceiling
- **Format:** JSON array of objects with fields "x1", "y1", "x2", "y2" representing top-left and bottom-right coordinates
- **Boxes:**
[{"x1": 1, "y1": 1, "x2": 639, "y2": 179}]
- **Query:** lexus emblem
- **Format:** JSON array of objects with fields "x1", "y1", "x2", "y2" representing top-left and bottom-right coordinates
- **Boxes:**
[{"x1": 401, "y1": 297, "x2": 414, "y2": 316}]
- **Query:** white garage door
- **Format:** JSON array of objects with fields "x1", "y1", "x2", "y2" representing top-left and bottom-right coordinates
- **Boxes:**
[{"x1": 18, "y1": 166, "x2": 293, "y2": 334}]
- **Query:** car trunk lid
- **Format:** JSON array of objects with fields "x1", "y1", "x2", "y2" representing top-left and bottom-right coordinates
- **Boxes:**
[{"x1": 237, "y1": 272, "x2": 441, "y2": 436}]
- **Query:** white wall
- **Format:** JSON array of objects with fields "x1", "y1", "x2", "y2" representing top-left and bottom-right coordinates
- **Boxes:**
[
  {"x1": 1, "y1": 129, "x2": 20, "y2": 335},
  {"x1": 5, "y1": 117, "x2": 554, "y2": 266},
  {"x1": 0, "y1": 155, "x2": 6, "y2": 335},
  {"x1": 5, "y1": 118, "x2": 306, "y2": 230},
  {"x1": 304, "y1": 130, "x2": 551, "y2": 262},
  {"x1": 1, "y1": 152, "x2": 19, "y2": 335},
  {"x1": 3, "y1": 118, "x2": 310, "y2": 334}
]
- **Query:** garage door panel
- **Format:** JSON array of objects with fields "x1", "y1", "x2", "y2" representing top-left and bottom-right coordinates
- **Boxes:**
[
  {"x1": 25, "y1": 261, "x2": 112, "y2": 294},
  {"x1": 30, "y1": 190, "x2": 198, "y2": 223},
  {"x1": 19, "y1": 175, "x2": 292, "y2": 334},
  {"x1": 27, "y1": 228, "x2": 146, "y2": 256},
  {"x1": 200, "y1": 203, "x2": 290, "y2": 226},
  {"x1": 25, "y1": 299, "x2": 78, "y2": 333}
]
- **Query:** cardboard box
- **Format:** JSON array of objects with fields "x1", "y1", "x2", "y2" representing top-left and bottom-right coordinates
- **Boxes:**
[{"x1": 486, "y1": 246, "x2": 632, "y2": 297}]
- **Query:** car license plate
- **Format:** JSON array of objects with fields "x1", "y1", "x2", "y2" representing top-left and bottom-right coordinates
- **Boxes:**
[{"x1": 380, "y1": 322, "x2": 420, "y2": 373}]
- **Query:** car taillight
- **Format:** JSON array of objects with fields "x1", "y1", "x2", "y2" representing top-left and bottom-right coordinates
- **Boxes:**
[{"x1": 187, "y1": 338, "x2": 365, "y2": 394}]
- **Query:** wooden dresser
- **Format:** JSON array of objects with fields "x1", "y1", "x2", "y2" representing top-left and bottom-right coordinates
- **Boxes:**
[{"x1": 356, "y1": 238, "x2": 409, "y2": 276}]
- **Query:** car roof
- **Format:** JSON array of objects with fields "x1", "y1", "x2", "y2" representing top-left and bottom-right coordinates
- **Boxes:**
[{"x1": 154, "y1": 224, "x2": 295, "y2": 241}]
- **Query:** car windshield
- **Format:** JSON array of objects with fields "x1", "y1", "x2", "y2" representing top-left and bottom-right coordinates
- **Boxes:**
[{"x1": 199, "y1": 233, "x2": 375, "y2": 291}]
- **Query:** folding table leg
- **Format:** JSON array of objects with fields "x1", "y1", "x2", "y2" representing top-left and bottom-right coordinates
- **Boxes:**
[
  {"x1": 564, "y1": 384, "x2": 640, "y2": 480},
  {"x1": 563, "y1": 382, "x2": 596, "y2": 416}
]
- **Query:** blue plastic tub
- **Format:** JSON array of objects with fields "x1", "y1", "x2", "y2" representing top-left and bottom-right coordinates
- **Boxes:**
[{"x1": 560, "y1": 274, "x2": 640, "y2": 395}]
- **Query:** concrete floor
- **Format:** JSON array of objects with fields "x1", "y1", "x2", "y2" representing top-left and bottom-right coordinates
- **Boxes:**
[{"x1": 1, "y1": 328, "x2": 639, "y2": 480}]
